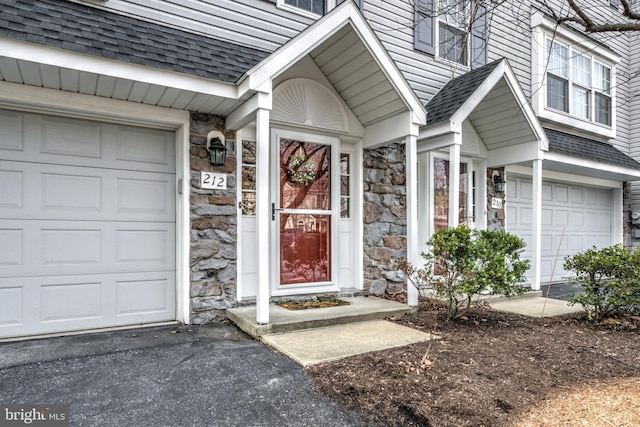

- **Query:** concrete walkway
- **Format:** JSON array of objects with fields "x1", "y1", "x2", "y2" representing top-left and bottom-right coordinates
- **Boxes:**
[
  {"x1": 489, "y1": 295, "x2": 584, "y2": 318},
  {"x1": 227, "y1": 294, "x2": 584, "y2": 367}
]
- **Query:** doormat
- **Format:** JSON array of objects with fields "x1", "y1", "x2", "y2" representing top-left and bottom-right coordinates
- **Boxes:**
[{"x1": 276, "y1": 297, "x2": 350, "y2": 310}]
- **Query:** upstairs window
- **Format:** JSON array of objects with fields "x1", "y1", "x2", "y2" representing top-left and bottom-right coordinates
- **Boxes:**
[
  {"x1": 545, "y1": 38, "x2": 612, "y2": 126},
  {"x1": 415, "y1": 0, "x2": 487, "y2": 69},
  {"x1": 531, "y1": 12, "x2": 618, "y2": 138},
  {"x1": 283, "y1": 0, "x2": 325, "y2": 15},
  {"x1": 438, "y1": 0, "x2": 467, "y2": 66}
]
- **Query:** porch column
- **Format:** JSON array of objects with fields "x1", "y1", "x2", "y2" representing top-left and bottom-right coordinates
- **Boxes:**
[
  {"x1": 531, "y1": 159, "x2": 542, "y2": 290},
  {"x1": 405, "y1": 134, "x2": 419, "y2": 307},
  {"x1": 448, "y1": 138, "x2": 461, "y2": 227},
  {"x1": 256, "y1": 108, "x2": 270, "y2": 324}
]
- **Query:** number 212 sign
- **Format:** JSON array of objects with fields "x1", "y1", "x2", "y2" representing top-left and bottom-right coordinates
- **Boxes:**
[{"x1": 200, "y1": 172, "x2": 227, "y2": 190}]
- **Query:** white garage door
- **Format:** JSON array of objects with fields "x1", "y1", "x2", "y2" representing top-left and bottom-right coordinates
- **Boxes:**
[
  {"x1": 507, "y1": 176, "x2": 613, "y2": 284},
  {"x1": 0, "y1": 110, "x2": 176, "y2": 339}
]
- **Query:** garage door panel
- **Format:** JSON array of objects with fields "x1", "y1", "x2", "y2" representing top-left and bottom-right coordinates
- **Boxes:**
[
  {"x1": 40, "y1": 282, "x2": 102, "y2": 322},
  {"x1": 116, "y1": 277, "x2": 171, "y2": 316},
  {"x1": 0, "y1": 111, "x2": 23, "y2": 151},
  {"x1": 0, "y1": 162, "x2": 174, "y2": 222},
  {"x1": 0, "y1": 110, "x2": 177, "y2": 339},
  {"x1": 0, "y1": 287, "x2": 22, "y2": 326},
  {"x1": 554, "y1": 185, "x2": 569, "y2": 202},
  {"x1": 0, "y1": 272, "x2": 175, "y2": 338},
  {"x1": 0, "y1": 110, "x2": 175, "y2": 174},
  {"x1": 116, "y1": 229, "x2": 173, "y2": 264},
  {"x1": 0, "y1": 220, "x2": 175, "y2": 278},
  {"x1": 570, "y1": 188, "x2": 583, "y2": 203},
  {"x1": 508, "y1": 176, "x2": 613, "y2": 284},
  {"x1": 570, "y1": 211, "x2": 584, "y2": 227},
  {"x1": 0, "y1": 229, "x2": 22, "y2": 266},
  {"x1": 0, "y1": 169, "x2": 23, "y2": 208},
  {"x1": 116, "y1": 177, "x2": 172, "y2": 215},
  {"x1": 41, "y1": 116, "x2": 102, "y2": 159},
  {"x1": 115, "y1": 127, "x2": 175, "y2": 167},
  {"x1": 42, "y1": 172, "x2": 102, "y2": 212}
]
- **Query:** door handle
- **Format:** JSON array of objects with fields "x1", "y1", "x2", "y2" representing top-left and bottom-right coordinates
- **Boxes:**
[{"x1": 272, "y1": 203, "x2": 283, "y2": 221}]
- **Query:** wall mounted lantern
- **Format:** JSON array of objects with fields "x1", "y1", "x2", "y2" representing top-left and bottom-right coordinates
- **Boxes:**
[
  {"x1": 207, "y1": 136, "x2": 227, "y2": 166},
  {"x1": 493, "y1": 173, "x2": 505, "y2": 193}
]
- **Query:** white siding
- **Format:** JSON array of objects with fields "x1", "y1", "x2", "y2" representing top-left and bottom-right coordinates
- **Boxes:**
[{"x1": 75, "y1": 0, "x2": 311, "y2": 52}]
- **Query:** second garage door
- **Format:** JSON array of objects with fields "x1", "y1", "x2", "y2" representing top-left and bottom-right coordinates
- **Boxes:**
[
  {"x1": 0, "y1": 110, "x2": 176, "y2": 339},
  {"x1": 506, "y1": 176, "x2": 613, "y2": 284}
]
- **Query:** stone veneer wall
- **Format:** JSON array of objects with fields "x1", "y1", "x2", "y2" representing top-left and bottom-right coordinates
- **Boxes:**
[
  {"x1": 487, "y1": 167, "x2": 506, "y2": 231},
  {"x1": 362, "y1": 143, "x2": 408, "y2": 295},
  {"x1": 189, "y1": 113, "x2": 238, "y2": 324}
]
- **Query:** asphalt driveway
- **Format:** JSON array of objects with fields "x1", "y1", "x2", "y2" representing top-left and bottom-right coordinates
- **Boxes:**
[{"x1": 0, "y1": 324, "x2": 367, "y2": 427}]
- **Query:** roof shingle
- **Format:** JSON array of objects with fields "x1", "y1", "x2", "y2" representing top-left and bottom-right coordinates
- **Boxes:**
[
  {"x1": 425, "y1": 59, "x2": 503, "y2": 125},
  {"x1": 0, "y1": 0, "x2": 270, "y2": 83},
  {"x1": 545, "y1": 128, "x2": 640, "y2": 171}
]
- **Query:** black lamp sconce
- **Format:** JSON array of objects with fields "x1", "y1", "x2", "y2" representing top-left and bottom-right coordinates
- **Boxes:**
[
  {"x1": 207, "y1": 131, "x2": 227, "y2": 166},
  {"x1": 493, "y1": 172, "x2": 505, "y2": 193}
]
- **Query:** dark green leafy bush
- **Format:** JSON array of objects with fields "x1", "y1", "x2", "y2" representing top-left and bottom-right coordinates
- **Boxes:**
[
  {"x1": 397, "y1": 225, "x2": 530, "y2": 320},
  {"x1": 564, "y1": 245, "x2": 640, "y2": 322}
]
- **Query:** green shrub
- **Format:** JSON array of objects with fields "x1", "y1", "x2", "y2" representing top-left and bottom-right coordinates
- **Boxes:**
[
  {"x1": 397, "y1": 225, "x2": 530, "y2": 320},
  {"x1": 564, "y1": 245, "x2": 640, "y2": 322}
]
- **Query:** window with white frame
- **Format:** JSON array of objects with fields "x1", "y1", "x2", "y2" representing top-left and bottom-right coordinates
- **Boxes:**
[
  {"x1": 531, "y1": 12, "x2": 618, "y2": 138},
  {"x1": 414, "y1": 0, "x2": 487, "y2": 69},
  {"x1": 545, "y1": 37, "x2": 612, "y2": 126},
  {"x1": 282, "y1": 0, "x2": 325, "y2": 15},
  {"x1": 438, "y1": 0, "x2": 467, "y2": 66}
]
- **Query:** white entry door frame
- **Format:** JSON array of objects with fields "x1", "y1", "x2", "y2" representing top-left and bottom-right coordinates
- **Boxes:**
[{"x1": 270, "y1": 128, "x2": 340, "y2": 296}]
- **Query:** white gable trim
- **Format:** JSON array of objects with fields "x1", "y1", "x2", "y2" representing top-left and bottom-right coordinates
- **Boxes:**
[
  {"x1": 450, "y1": 60, "x2": 548, "y2": 151},
  {"x1": 240, "y1": 1, "x2": 426, "y2": 126}
]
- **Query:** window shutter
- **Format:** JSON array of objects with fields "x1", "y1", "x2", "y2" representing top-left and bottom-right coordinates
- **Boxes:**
[
  {"x1": 414, "y1": 0, "x2": 435, "y2": 55},
  {"x1": 470, "y1": 4, "x2": 487, "y2": 69}
]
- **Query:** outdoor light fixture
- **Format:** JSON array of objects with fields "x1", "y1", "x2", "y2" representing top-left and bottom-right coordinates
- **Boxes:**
[
  {"x1": 493, "y1": 173, "x2": 505, "y2": 193},
  {"x1": 207, "y1": 137, "x2": 227, "y2": 166}
]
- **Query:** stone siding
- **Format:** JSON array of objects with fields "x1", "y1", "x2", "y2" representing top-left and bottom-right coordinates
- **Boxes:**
[
  {"x1": 362, "y1": 143, "x2": 408, "y2": 295},
  {"x1": 189, "y1": 113, "x2": 238, "y2": 324}
]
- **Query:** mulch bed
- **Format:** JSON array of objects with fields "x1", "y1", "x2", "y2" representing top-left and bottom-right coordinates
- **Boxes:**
[
  {"x1": 276, "y1": 297, "x2": 350, "y2": 310},
  {"x1": 306, "y1": 300, "x2": 640, "y2": 426}
]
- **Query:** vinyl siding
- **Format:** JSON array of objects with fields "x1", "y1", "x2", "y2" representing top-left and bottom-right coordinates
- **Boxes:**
[
  {"x1": 73, "y1": 0, "x2": 311, "y2": 52},
  {"x1": 628, "y1": 32, "x2": 640, "y2": 238},
  {"x1": 81, "y1": 0, "x2": 635, "y2": 155}
]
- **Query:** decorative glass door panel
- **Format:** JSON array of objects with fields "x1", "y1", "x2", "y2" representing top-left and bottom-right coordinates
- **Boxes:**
[
  {"x1": 433, "y1": 158, "x2": 469, "y2": 232},
  {"x1": 278, "y1": 138, "x2": 332, "y2": 286}
]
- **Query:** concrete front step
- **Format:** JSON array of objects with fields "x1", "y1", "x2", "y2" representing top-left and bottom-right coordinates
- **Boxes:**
[{"x1": 226, "y1": 296, "x2": 414, "y2": 338}]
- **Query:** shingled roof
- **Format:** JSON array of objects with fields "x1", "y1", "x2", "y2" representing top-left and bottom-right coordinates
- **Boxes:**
[
  {"x1": 545, "y1": 128, "x2": 640, "y2": 170},
  {"x1": 425, "y1": 59, "x2": 503, "y2": 125},
  {"x1": 0, "y1": 0, "x2": 270, "y2": 83}
]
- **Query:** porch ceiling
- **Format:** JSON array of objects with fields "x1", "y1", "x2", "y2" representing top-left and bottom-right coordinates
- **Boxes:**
[
  {"x1": 468, "y1": 78, "x2": 538, "y2": 150},
  {"x1": 309, "y1": 25, "x2": 407, "y2": 127},
  {"x1": 0, "y1": 56, "x2": 252, "y2": 116}
]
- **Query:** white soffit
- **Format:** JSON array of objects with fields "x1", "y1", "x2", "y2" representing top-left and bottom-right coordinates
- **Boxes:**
[{"x1": 0, "y1": 39, "x2": 248, "y2": 116}]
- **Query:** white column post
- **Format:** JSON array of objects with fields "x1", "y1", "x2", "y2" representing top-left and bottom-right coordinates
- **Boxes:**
[
  {"x1": 448, "y1": 138, "x2": 461, "y2": 227},
  {"x1": 255, "y1": 108, "x2": 270, "y2": 324},
  {"x1": 531, "y1": 159, "x2": 542, "y2": 290},
  {"x1": 405, "y1": 133, "x2": 419, "y2": 307}
]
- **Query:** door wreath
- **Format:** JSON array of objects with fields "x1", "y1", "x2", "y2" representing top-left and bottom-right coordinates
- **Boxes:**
[{"x1": 287, "y1": 154, "x2": 317, "y2": 185}]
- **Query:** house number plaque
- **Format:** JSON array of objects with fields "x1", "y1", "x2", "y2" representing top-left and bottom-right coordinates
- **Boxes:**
[{"x1": 200, "y1": 172, "x2": 227, "y2": 190}]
